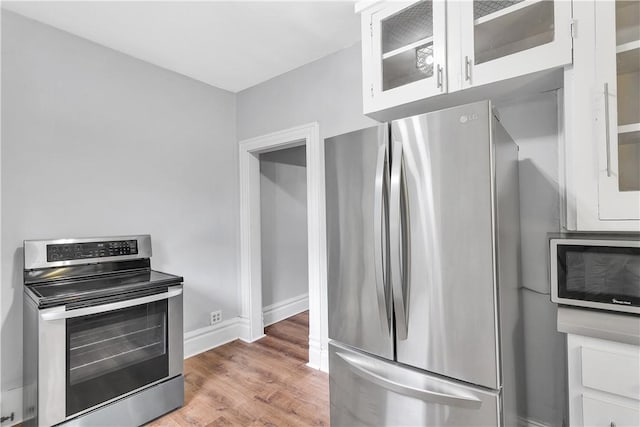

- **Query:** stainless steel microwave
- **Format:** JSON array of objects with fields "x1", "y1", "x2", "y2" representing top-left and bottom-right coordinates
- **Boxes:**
[{"x1": 550, "y1": 233, "x2": 640, "y2": 315}]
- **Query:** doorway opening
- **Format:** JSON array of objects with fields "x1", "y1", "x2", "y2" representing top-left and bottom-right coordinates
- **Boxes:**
[
  {"x1": 238, "y1": 122, "x2": 328, "y2": 371},
  {"x1": 259, "y1": 147, "x2": 309, "y2": 362}
]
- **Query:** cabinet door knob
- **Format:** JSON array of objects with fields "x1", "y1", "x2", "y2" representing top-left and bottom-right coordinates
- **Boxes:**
[{"x1": 437, "y1": 65, "x2": 443, "y2": 90}]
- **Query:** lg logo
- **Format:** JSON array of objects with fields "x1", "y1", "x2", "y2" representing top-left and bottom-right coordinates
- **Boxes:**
[{"x1": 459, "y1": 113, "x2": 479, "y2": 123}]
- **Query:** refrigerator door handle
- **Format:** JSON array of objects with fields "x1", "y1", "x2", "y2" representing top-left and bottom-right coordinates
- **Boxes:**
[
  {"x1": 336, "y1": 352, "x2": 483, "y2": 410},
  {"x1": 373, "y1": 143, "x2": 391, "y2": 335},
  {"x1": 390, "y1": 139, "x2": 409, "y2": 340}
]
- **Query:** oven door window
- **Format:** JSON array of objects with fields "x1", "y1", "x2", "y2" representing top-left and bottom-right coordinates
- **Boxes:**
[
  {"x1": 557, "y1": 245, "x2": 640, "y2": 307},
  {"x1": 66, "y1": 300, "x2": 169, "y2": 416}
]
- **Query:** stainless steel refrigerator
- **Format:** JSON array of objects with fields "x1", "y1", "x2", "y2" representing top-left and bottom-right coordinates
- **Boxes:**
[{"x1": 325, "y1": 100, "x2": 523, "y2": 426}]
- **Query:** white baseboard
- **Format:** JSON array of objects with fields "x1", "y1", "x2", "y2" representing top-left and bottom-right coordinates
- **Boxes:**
[
  {"x1": 320, "y1": 346, "x2": 329, "y2": 373},
  {"x1": 307, "y1": 337, "x2": 321, "y2": 371},
  {"x1": 262, "y1": 293, "x2": 309, "y2": 327},
  {"x1": 183, "y1": 317, "x2": 245, "y2": 359},
  {"x1": 1, "y1": 386, "x2": 23, "y2": 426},
  {"x1": 237, "y1": 317, "x2": 264, "y2": 343},
  {"x1": 307, "y1": 336, "x2": 327, "y2": 373},
  {"x1": 308, "y1": 336, "x2": 327, "y2": 373}
]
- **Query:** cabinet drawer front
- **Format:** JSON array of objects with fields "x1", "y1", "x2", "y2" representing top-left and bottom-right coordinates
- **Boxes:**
[
  {"x1": 581, "y1": 346, "x2": 640, "y2": 400},
  {"x1": 582, "y1": 394, "x2": 640, "y2": 427}
]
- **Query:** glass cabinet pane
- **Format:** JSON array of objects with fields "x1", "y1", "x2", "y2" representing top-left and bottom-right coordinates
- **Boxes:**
[
  {"x1": 616, "y1": 0, "x2": 640, "y2": 45},
  {"x1": 474, "y1": 0, "x2": 555, "y2": 65},
  {"x1": 616, "y1": 0, "x2": 640, "y2": 192},
  {"x1": 381, "y1": 1, "x2": 434, "y2": 91},
  {"x1": 618, "y1": 132, "x2": 640, "y2": 192}
]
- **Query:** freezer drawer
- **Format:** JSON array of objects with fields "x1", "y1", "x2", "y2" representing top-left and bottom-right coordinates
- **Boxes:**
[{"x1": 329, "y1": 342, "x2": 501, "y2": 427}]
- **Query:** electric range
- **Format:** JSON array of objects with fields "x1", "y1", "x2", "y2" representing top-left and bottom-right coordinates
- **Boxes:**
[{"x1": 23, "y1": 235, "x2": 184, "y2": 427}]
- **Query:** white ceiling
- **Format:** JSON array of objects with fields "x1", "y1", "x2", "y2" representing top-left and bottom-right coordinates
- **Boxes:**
[{"x1": 2, "y1": 1, "x2": 362, "y2": 93}]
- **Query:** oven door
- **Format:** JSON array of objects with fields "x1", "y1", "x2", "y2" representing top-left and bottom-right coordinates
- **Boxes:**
[
  {"x1": 36, "y1": 285, "x2": 183, "y2": 425},
  {"x1": 550, "y1": 239, "x2": 640, "y2": 314}
]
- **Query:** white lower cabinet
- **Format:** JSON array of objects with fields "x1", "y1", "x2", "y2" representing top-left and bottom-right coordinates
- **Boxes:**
[
  {"x1": 567, "y1": 334, "x2": 640, "y2": 426},
  {"x1": 582, "y1": 395, "x2": 640, "y2": 427}
]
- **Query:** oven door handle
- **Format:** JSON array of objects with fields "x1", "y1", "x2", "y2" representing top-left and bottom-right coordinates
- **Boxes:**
[{"x1": 40, "y1": 287, "x2": 183, "y2": 321}]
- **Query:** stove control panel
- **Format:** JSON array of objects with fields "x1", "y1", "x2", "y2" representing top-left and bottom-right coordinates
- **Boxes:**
[{"x1": 47, "y1": 240, "x2": 139, "y2": 262}]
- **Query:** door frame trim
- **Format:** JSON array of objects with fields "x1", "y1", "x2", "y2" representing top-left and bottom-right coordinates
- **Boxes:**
[{"x1": 238, "y1": 122, "x2": 328, "y2": 372}]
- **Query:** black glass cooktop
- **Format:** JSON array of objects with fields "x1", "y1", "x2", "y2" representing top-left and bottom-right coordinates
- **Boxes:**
[{"x1": 25, "y1": 270, "x2": 183, "y2": 308}]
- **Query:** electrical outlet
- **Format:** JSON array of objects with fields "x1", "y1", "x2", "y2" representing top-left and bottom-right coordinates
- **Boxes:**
[{"x1": 210, "y1": 310, "x2": 222, "y2": 325}]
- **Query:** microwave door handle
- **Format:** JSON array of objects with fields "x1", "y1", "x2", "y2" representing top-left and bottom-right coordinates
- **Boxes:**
[
  {"x1": 40, "y1": 286, "x2": 183, "y2": 321},
  {"x1": 374, "y1": 142, "x2": 391, "y2": 335},
  {"x1": 390, "y1": 139, "x2": 409, "y2": 340}
]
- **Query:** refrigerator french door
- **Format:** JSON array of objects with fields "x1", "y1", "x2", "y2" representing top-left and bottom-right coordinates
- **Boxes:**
[{"x1": 325, "y1": 100, "x2": 522, "y2": 426}]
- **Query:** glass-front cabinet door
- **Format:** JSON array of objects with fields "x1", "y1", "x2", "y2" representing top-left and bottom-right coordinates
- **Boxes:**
[
  {"x1": 459, "y1": 0, "x2": 573, "y2": 89},
  {"x1": 362, "y1": 0, "x2": 447, "y2": 113},
  {"x1": 596, "y1": 0, "x2": 640, "y2": 220}
]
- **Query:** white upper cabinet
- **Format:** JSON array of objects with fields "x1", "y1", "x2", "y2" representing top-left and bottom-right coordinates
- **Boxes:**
[
  {"x1": 358, "y1": 0, "x2": 574, "y2": 115},
  {"x1": 362, "y1": 1, "x2": 447, "y2": 114},
  {"x1": 458, "y1": 0, "x2": 573, "y2": 89},
  {"x1": 564, "y1": 0, "x2": 640, "y2": 231},
  {"x1": 595, "y1": 0, "x2": 640, "y2": 221}
]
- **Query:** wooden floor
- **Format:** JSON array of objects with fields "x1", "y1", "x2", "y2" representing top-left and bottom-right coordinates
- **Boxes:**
[{"x1": 148, "y1": 311, "x2": 329, "y2": 426}]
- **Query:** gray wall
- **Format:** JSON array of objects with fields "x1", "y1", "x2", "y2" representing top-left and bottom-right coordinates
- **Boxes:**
[
  {"x1": 1, "y1": 10, "x2": 239, "y2": 393},
  {"x1": 260, "y1": 146, "x2": 308, "y2": 307},
  {"x1": 236, "y1": 42, "x2": 377, "y2": 141},
  {"x1": 496, "y1": 92, "x2": 567, "y2": 427}
]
